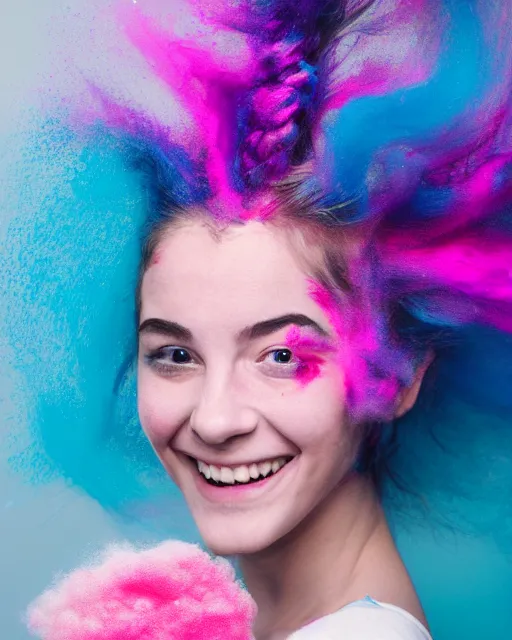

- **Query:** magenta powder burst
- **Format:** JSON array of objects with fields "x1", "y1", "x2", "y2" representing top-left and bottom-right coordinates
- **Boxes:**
[
  {"x1": 27, "y1": 541, "x2": 256, "y2": 640},
  {"x1": 285, "y1": 325, "x2": 336, "y2": 386}
]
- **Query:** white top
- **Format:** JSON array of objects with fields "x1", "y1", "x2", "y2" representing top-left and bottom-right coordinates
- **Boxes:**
[{"x1": 288, "y1": 597, "x2": 433, "y2": 639}]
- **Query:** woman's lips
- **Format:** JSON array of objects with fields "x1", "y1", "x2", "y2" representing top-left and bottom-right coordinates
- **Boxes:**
[
  {"x1": 195, "y1": 456, "x2": 290, "y2": 485},
  {"x1": 189, "y1": 455, "x2": 299, "y2": 503}
]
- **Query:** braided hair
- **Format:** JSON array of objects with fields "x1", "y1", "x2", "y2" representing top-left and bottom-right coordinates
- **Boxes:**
[{"x1": 239, "y1": 1, "x2": 374, "y2": 187}]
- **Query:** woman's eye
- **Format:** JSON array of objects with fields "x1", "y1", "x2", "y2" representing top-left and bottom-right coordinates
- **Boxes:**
[
  {"x1": 271, "y1": 349, "x2": 293, "y2": 364},
  {"x1": 144, "y1": 346, "x2": 197, "y2": 374},
  {"x1": 258, "y1": 348, "x2": 299, "y2": 379},
  {"x1": 169, "y1": 348, "x2": 192, "y2": 364}
]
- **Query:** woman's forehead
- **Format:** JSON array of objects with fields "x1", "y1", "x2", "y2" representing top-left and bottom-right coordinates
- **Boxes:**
[
  {"x1": 144, "y1": 220, "x2": 305, "y2": 286},
  {"x1": 139, "y1": 220, "x2": 329, "y2": 329}
]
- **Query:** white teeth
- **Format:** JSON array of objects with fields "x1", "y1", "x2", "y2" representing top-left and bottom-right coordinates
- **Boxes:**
[
  {"x1": 196, "y1": 457, "x2": 289, "y2": 485},
  {"x1": 220, "y1": 467, "x2": 235, "y2": 484},
  {"x1": 259, "y1": 461, "x2": 272, "y2": 477},
  {"x1": 197, "y1": 461, "x2": 211, "y2": 479},
  {"x1": 234, "y1": 466, "x2": 250, "y2": 483}
]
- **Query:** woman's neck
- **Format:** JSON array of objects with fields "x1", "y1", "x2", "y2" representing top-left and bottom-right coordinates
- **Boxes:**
[{"x1": 239, "y1": 474, "x2": 418, "y2": 639}]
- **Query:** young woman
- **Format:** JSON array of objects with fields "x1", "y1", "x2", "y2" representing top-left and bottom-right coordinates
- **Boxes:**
[
  {"x1": 130, "y1": 4, "x2": 436, "y2": 633},
  {"x1": 5, "y1": 0, "x2": 512, "y2": 638},
  {"x1": 136, "y1": 215, "x2": 432, "y2": 639}
]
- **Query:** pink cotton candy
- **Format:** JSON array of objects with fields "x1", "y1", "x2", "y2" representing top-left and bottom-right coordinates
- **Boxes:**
[{"x1": 27, "y1": 541, "x2": 256, "y2": 640}]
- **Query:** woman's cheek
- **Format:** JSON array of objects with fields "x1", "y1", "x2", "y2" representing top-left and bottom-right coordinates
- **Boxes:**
[
  {"x1": 270, "y1": 367, "x2": 347, "y2": 443},
  {"x1": 137, "y1": 379, "x2": 184, "y2": 447}
]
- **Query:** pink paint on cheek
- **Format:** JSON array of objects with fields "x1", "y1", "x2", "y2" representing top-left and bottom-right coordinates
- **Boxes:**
[
  {"x1": 294, "y1": 356, "x2": 323, "y2": 386},
  {"x1": 305, "y1": 281, "x2": 354, "y2": 393},
  {"x1": 284, "y1": 325, "x2": 335, "y2": 387}
]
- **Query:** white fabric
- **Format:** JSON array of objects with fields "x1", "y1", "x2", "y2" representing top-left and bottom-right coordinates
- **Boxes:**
[{"x1": 287, "y1": 599, "x2": 433, "y2": 639}]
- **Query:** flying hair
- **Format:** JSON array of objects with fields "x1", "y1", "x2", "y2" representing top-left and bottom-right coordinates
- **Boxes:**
[{"x1": 4, "y1": 0, "x2": 512, "y2": 539}]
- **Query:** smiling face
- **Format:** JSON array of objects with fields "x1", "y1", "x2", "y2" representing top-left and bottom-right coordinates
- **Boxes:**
[{"x1": 137, "y1": 219, "x2": 362, "y2": 555}]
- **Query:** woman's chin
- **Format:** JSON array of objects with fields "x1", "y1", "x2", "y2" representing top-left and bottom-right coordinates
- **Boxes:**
[
  {"x1": 201, "y1": 532, "x2": 272, "y2": 557},
  {"x1": 197, "y1": 522, "x2": 282, "y2": 557}
]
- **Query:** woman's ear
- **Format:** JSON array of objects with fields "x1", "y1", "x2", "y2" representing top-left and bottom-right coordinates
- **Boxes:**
[{"x1": 394, "y1": 352, "x2": 434, "y2": 419}]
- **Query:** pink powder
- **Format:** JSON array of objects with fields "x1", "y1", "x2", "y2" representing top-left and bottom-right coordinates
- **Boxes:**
[
  {"x1": 321, "y1": 0, "x2": 435, "y2": 118},
  {"x1": 307, "y1": 279, "x2": 402, "y2": 421},
  {"x1": 381, "y1": 233, "x2": 512, "y2": 332},
  {"x1": 120, "y1": 6, "x2": 256, "y2": 220},
  {"x1": 284, "y1": 325, "x2": 335, "y2": 386},
  {"x1": 27, "y1": 541, "x2": 256, "y2": 640}
]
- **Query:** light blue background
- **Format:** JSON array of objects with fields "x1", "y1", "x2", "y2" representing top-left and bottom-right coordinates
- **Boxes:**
[
  {"x1": 0, "y1": 470, "x2": 123, "y2": 639},
  {"x1": 0, "y1": 4, "x2": 135, "y2": 637}
]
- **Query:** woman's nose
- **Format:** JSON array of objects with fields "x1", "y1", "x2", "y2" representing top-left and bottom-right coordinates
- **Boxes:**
[{"x1": 189, "y1": 375, "x2": 258, "y2": 445}]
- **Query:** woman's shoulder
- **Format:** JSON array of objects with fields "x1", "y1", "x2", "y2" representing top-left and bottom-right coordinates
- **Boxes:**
[{"x1": 288, "y1": 597, "x2": 433, "y2": 640}]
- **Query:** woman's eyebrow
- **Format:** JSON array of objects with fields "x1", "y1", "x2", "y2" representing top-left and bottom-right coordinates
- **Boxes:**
[
  {"x1": 239, "y1": 314, "x2": 329, "y2": 340},
  {"x1": 138, "y1": 318, "x2": 193, "y2": 341},
  {"x1": 138, "y1": 314, "x2": 329, "y2": 342}
]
